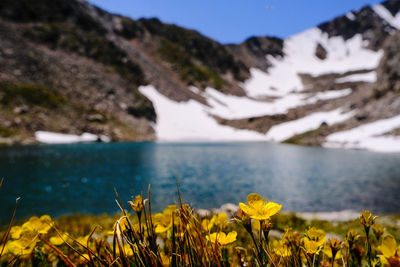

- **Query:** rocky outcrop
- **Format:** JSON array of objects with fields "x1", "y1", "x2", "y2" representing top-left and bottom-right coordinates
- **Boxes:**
[
  {"x1": 318, "y1": 6, "x2": 394, "y2": 51},
  {"x1": 315, "y1": 43, "x2": 327, "y2": 60},
  {"x1": 226, "y1": 36, "x2": 284, "y2": 72},
  {"x1": 375, "y1": 31, "x2": 400, "y2": 97}
]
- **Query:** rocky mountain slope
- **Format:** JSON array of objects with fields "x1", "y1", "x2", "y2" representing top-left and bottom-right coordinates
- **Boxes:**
[
  {"x1": 0, "y1": 0, "x2": 248, "y2": 144},
  {"x1": 1, "y1": 0, "x2": 400, "y2": 152}
]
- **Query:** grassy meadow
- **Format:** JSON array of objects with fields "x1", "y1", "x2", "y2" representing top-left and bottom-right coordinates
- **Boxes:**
[{"x1": 1, "y1": 178, "x2": 400, "y2": 266}]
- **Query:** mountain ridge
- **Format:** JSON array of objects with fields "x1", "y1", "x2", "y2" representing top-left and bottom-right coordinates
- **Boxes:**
[{"x1": 1, "y1": 0, "x2": 400, "y2": 152}]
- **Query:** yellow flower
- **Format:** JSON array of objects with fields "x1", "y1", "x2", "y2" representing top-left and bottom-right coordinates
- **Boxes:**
[
  {"x1": 207, "y1": 231, "x2": 237, "y2": 246},
  {"x1": 326, "y1": 238, "x2": 342, "y2": 259},
  {"x1": 153, "y1": 205, "x2": 177, "y2": 233},
  {"x1": 214, "y1": 213, "x2": 229, "y2": 229},
  {"x1": 304, "y1": 227, "x2": 326, "y2": 247},
  {"x1": 273, "y1": 240, "x2": 291, "y2": 257},
  {"x1": 381, "y1": 234, "x2": 396, "y2": 258},
  {"x1": 22, "y1": 215, "x2": 53, "y2": 234},
  {"x1": 128, "y1": 195, "x2": 145, "y2": 213},
  {"x1": 50, "y1": 233, "x2": 69, "y2": 246},
  {"x1": 201, "y1": 218, "x2": 215, "y2": 231},
  {"x1": 239, "y1": 193, "x2": 282, "y2": 220},
  {"x1": 346, "y1": 229, "x2": 359, "y2": 243},
  {"x1": 360, "y1": 210, "x2": 376, "y2": 228},
  {"x1": 379, "y1": 234, "x2": 400, "y2": 267},
  {"x1": 302, "y1": 227, "x2": 326, "y2": 255},
  {"x1": 5, "y1": 231, "x2": 38, "y2": 256},
  {"x1": 10, "y1": 226, "x2": 22, "y2": 239},
  {"x1": 324, "y1": 246, "x2": 342, "y2": 259},
  {"x1": 303, "y1": 239, "x2": 322, "y2": 255}
]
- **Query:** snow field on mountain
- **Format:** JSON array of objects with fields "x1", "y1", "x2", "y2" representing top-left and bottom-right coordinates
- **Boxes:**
[
  {"x1": 373, "y1": 4, "x2": 400, "y2": 29},
  {"x1": 244, "y1": 28, "x2": 383, "y2": 98},
  {"x1": 265, "y1": 109, "x2": 355, "y2": 142},
  {"x1": 139, "y1": 81, "x2": 354, "y2": 141},
  {"x1": 203, "y1": 87, "x2": 352, "y2": 120},
  {"x1": 323, "y1": 115, "x2": 400, "y2": 152},
  {"x1": 139, "y1": 85, "x2": 268, "y2": 141}
]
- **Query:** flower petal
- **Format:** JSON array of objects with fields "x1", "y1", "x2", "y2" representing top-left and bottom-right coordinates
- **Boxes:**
[
  {"x1": 207, "y1": 232, "x2": 220, "y2": 244},
  {"x1": 265, "y1": 202, "x2": 282, "y2": 217},
  {"x1": 381, "y1": 234, "x2": 396, "y2": 258},
  {"x1": 225, "y1": 231, "x2": 237, "y2": 244},
  {"x1": 239, "y1": 203, "x2": 256, "y2": 216},
  {"x1": 247, "y1": 193, "x2": 265, "y2": 210},
  {"x1": 380, "y1": 255, "x2": 390, "y2": 267}
]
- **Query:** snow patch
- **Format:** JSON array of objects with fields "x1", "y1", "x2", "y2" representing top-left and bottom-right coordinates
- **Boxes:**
[
  {"x1": 306, "y1": 89, "x2": 352, "y2": 102},
  {"x1": 243, "y1": 28, "x2": 383, "y2": 98},
  {"x1": 138, "y1": 85, "x2": 269, "y2": 141},
  {"x1": 265, "y1": 108, "x2": 355, "y2": 142},
  {"x1": 324, "y1": 115, "x2": 400, "y2": 153},
  {"x1": 346, "y1": 12, "x2": 356, "y2": 21},
  {"x1": 297, "y1": 210, "x2": 360, "y2": 222},
  {"x1": 204, "y1": 87, "x2": 352, "y2": 120},
  {"x1": 335, "y1": 71, "x2": 377, "y2": 83},
  {"x1": 373, "y1": 5, "x2": 400, "y2": 29},
  {"x1": 35, "y1": 131, "x2": 100, "y2": 144}
]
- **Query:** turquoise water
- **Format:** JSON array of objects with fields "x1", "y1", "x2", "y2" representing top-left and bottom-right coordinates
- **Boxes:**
[{"x1": 1, "y1": 142, "x2": 400, "y2": 224}]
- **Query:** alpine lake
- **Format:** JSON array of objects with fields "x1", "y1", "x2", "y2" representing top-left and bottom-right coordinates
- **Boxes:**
[{"x1": 1, "y1": 141, "x2": 400, "y2": 225}]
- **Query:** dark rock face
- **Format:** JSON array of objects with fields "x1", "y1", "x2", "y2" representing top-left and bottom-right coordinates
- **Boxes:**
[
  {"x1": 382, "y1": 0, "x2": 400, "y2": 16},
  {"x1": 0, "y1": 0, "x2": 106, "y2": 33},
  {"x1": 226, "y1": 36, "x2": 284, "y2": 72},
  {"x1": 127, "y1": 98, "x2": 157, "y2": 122},
  {"x1": 376, "y1": 31, "x2": 400, "y2": 96},
  {"x1": 315, "y1": 43, "x2": 327, "y2": 60},
  {"x1": 318, "y1": 6, "x2": 394, "y2": 50},
  {"x1": 243, "y1": 36, "x2": 284, "y2": 58}
]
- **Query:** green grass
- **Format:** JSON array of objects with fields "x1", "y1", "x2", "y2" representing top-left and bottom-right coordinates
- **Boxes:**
[
  {"x1": 0, "y1": 127, "x2": 18, "y2": 138},
  {"x1": 0, "y1": 83, "x2": 66, "y2": 109},
  {"x1": 282, "y1": 128, "x2": 321, "y2": 145}
]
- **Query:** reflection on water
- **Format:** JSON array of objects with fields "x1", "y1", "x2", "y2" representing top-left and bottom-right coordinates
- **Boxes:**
[{"x1": 0, "y1": 142, "x2": 400, "y2": 224}]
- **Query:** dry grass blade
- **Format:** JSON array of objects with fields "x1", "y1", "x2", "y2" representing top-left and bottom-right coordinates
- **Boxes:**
[
  {"x1": 40, "y1": 236, "x2": 77, "y2": 267},
  {"x1": 86, "y1": 225, "x2": 100, "y2": 266},
  {"x1": 115, "y1": 217, "x2": 130, "y2": 267},
  {"x1": 53, "y1": 228, "x2": 92, "y2": 263},
  {"x1": 0, "y1": 197, "x2": 19, "y2": 257},
  {"x1": 174, "y1": 171, "x2": 183, "y2": 208}
]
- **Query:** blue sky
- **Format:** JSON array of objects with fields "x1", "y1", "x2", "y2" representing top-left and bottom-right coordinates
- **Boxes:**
[{"x1": 88, "y1": 0, "x2": 384, "y2": 44}]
